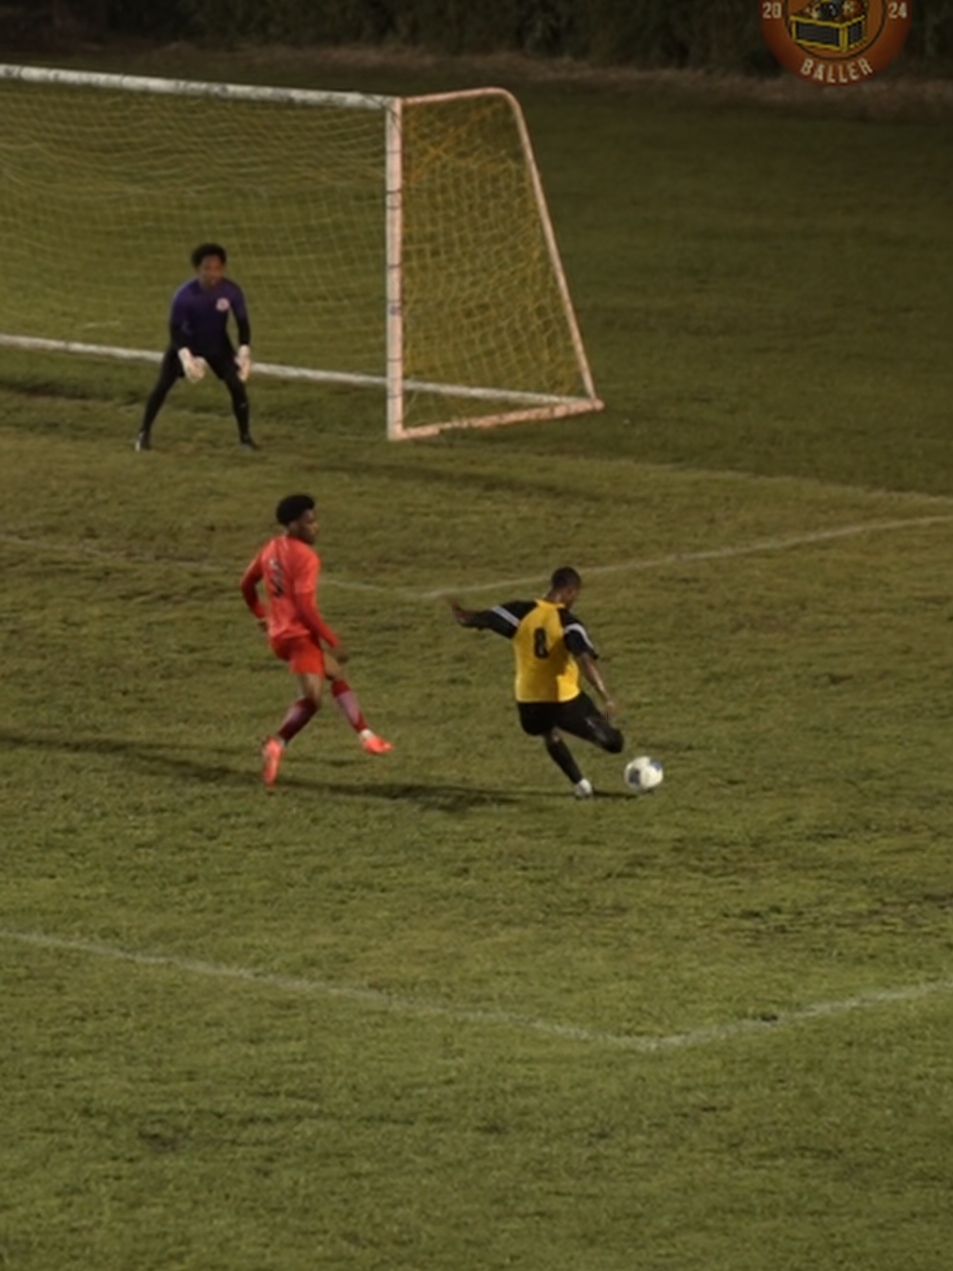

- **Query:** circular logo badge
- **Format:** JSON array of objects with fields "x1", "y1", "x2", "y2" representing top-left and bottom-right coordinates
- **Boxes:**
[{"x1": 761, "y1": 0, "x2": 912, "y2": 86}]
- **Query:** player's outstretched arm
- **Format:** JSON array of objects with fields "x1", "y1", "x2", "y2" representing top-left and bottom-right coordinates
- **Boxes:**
[
  {"x1": 450, "y1": 598, "x2": 525, "y2": 637},
  {"x1": 448, "y1": 599, "x2": 476, "y2": 626}
]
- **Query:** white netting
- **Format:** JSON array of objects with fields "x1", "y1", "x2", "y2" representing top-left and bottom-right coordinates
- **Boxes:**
[
  {"x1": 0, "y1": 67, "x2": 601, "y2": 436},
  {"x1": 0, "y1": 74, "x2": 386, "y2": 374}
]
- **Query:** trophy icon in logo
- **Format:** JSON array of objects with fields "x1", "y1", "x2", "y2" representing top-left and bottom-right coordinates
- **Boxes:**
[
  {"x1": 791, "y1": 0, "x2": 868, "y2": 54},
  {"x1": 763, "y1": 0, "x2": 911, "y2": 84}
]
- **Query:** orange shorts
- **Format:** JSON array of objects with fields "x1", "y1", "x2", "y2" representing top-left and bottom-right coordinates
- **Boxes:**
[{"x1": 270, "y1": 634, "x2": 326, "y2": 676}]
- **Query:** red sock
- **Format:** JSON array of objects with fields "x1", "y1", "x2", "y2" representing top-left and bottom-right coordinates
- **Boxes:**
[
  {"x1": 331, "y1": 679, "x2": 368, "y2": 733},
  {"x1": 277, "y1": 697, "x2": 317, "y2": 744}
]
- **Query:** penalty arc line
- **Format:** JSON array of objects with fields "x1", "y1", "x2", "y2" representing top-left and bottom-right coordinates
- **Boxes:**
[
  {"x1": 0, "y1": 514, "x2": 951, "y2": 604},
  {"x1": 417, "y1": 514, "x2": 953, "y2": 600},
  {"x1": 3, "y1": 927, "x2": 953, "y2": 1055}
]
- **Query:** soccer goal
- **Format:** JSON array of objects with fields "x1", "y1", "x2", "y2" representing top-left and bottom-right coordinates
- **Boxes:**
[{"x1": 0, "y1": 63, "x2": 603, "y2": 440}]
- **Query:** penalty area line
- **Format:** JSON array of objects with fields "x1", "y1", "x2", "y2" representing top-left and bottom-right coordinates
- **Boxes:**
[
  {"x1": 0, "y1": 531, "x2": 423, "y2": 601},
  {"x1": 3, "y1": 927, "x2": 953, "y2": 1055},
  {"x1": 0, "y1": 514, "x2": 951, "y2": 605},
  {"x1": 418, "y1": 514, "x2": 953, "y2": 600}
]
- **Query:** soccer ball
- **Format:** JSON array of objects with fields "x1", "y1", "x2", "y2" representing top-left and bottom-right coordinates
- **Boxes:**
[{"x1": 624, "y1": 755, "x2": 664, "y2": 793}]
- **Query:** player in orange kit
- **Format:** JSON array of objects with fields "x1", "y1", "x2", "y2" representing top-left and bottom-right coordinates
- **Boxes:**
[{"x1": 240, "y1": 493, "x2": 391, "y2": 788}]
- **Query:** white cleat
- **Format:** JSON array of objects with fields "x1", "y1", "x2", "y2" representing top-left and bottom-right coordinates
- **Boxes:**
[{"x1": 574, "y1": 778, "x2": 594, "y2": 799}]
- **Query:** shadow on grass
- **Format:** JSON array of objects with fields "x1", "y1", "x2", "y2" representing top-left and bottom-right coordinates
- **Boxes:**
[{"x1": 0, "y1": 728, "x2": 531, "y2": 810}]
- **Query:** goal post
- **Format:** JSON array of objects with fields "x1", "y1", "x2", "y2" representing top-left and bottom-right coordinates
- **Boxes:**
[{"x1": 0, "y1": 63, "x2": 603, "y2": 440}]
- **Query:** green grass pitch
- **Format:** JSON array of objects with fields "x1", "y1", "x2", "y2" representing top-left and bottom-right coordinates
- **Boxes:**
[{"x1": 2, "y1": 49, "x2": 953, "y2": 1271}]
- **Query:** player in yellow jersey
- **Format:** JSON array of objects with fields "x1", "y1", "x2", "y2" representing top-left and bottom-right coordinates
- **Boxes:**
[{"x1": 449, "y1": 566, "x2": 623, "y2": 798}]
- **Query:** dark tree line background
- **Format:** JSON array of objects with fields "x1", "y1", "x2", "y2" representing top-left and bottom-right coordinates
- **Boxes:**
[{"x1": 6, "y1": 0, "x2": 953, "y2": 73}]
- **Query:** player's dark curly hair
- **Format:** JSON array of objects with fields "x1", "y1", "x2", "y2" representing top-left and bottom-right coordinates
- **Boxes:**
[
  {"x1": 276, "y1": 494, "x2": 315, "y2": 527},
  {"x1": 550, "y1": 566, "x2": 581, "y2": 591},
  {"x1": 191, "y1": 242, "x2": 227, "y2": 268}
]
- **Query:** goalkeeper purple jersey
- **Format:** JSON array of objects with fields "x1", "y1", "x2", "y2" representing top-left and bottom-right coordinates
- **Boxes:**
[{"x1": 169, "y1": 277, "x2": 250, "y2": 356}]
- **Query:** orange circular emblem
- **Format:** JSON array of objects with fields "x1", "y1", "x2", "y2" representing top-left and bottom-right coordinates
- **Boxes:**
[{"x1": 761, "y1": 0, "x2": 912, "y2": 86}]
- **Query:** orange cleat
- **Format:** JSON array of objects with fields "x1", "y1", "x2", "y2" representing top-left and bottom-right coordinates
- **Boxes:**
[
  {"x1": 360, "y1": 732, "x2": 392, "y2": 756},
  {"x1": 261, "y1": 736, "x2": 284, "y2": 788}
]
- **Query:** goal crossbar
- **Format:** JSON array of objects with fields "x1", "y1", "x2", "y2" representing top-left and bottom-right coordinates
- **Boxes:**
[
  {"x1": 0, "y1": 62, "x2": 394, "y2": 111},
  {"x1": 0, "y1": 64, "x2": 603, "y2": 440}
]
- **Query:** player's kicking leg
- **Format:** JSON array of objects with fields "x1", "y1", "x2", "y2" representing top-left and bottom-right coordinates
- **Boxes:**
[
  {"x1": 554, "y1": 694, "x2": 625, "y2": 797},
  {"x1": 518, "y1": 702, "x2": 591, "y2": 797}
]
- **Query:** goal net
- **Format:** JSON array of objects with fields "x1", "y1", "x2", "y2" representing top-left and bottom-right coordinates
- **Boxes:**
[{"x1": 0, "y1": 64, "x2": 602, "y2": 440}]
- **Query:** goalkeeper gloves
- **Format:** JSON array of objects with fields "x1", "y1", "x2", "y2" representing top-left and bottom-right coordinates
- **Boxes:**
[
  {"x1": 178, "y1": 347, "x2": 207, "y2": 383},
  {"x1": 236, "y1": 344, "x2": 252, "y2": 383}
]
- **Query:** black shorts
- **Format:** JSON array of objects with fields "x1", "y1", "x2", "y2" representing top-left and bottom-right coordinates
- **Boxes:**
[{"x1": 517, "y1": 693, "x2": 624, "y2": 754}]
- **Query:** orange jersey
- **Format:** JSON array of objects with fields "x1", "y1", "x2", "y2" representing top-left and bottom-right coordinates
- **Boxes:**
[{"x1": 240, "y1": 535, "x2": 339, "y2": 648}]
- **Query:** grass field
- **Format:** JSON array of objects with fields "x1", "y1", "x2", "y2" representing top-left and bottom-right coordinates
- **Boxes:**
[{"x1": 2, "y1": 47, "x2": 953, "y2": 1271}]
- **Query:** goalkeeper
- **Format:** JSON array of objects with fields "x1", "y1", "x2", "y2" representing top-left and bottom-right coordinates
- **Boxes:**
[{"x1": 135, "y1": 242, "x2": 258, "y2": 452}]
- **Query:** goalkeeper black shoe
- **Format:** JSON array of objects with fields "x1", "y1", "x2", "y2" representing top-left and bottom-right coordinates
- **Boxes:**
[
  {"x1": 239, "y1": 433, "x2": 260, "y2": 451},
  {"x1": 134, "y1": 429, "x2": 151, "y2": 452}
]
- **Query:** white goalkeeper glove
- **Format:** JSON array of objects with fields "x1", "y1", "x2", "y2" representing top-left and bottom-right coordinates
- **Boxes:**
[
  {"x1": 178, "y1": 347, "x2": 206, "y2": 383},
  {"x1": 236, "y1": 344, "x2": 252, "y2": 383}
]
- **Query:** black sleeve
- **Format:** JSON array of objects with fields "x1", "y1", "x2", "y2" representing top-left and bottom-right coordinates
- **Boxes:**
[
  {"x1": 169, "y1": 313, "x2": 187, "y2": 350},
  {"x1": 560, "y1": 608, "x2": 598, "y2": 658},
  {"x1": 463, "y1": 599, "x2": 535, "y2": 639}
]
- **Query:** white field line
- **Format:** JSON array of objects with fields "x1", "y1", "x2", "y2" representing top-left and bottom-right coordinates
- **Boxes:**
[
  {"x1": 0, "y1": 530, "x2": 422, "y2": 601},
  {"x1": 417, "y1": 514, "x2": 953, "y2": 599},
  {"x1": 1, "y1": 513, "x2": 952, "y2": 604},
  {"x1": 2, "y1": 927, "x2": 951, "y2": 1054}
]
